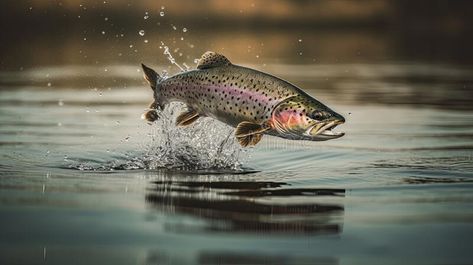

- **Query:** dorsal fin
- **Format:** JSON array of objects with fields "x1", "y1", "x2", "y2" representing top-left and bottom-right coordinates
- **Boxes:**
[{"x1": 197, "y1": 51, "x2": 231, "y2": 69}]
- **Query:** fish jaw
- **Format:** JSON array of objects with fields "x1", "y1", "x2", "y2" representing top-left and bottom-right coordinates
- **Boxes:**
[{"x1": 306, "y1": 120, "x2": 345, "y2": 141}]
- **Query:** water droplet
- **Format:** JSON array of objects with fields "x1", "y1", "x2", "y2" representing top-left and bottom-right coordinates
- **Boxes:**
[
  {"x1": 299, "y1": 52, "x2": 303, "y2": 56},
  {"x1": 129, "y1": 44, "x2": 133, "y2": 48},
  {"x1": 83, "y1": 37, "x2": 87, "y2": 41},
  {"x1": 161, "y1": 6, "x2": 165, "y2": 10},
  {"x1": 144, "y1": 15, "x2": 149, "y2": 20},
  {"x1": 182, "y1": 28, "x2": 187, "y2": 32},
  {"x1": 101, "y1": 31, "x2": 105, "y2": 35},
  {"x1": 298, "y1": 39, "x2": 302, "y2": 42},
  {"x1": 180, "y1": 37, "x2": 184, "y2": 40},
  {"x1": 160, "y1": 11, "x2": 165, "y2": 16},
  {"x1": 104, "y1": 17, "x2": 108, "y2": 21},
  {"x1": 194, "y1": 59, "x2": 200, "y2": 64},
  {"x1": 172, "y1": 25, "x2": 177, "y2": 30},
  {"x1": 138, "y1": 30, "x2": 145, "y2": 36},
  {"x1": 58, "y1": 99, "x2": 64, "y2": 106},
  {"x1": 47, "y1": 82, "x2": 52, "y2": 87},
  {"x1": 144, "y1": 39, "x2": 148, "y2": 43}
]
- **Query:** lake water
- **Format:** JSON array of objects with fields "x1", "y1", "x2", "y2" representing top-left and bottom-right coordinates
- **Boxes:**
[{"x1": 1, "y1": 59, "x2": 472, "y2": 265}]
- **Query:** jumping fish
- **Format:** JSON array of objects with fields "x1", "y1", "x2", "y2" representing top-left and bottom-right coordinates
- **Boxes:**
[{"x1": 141, "y1": 51, "x2": 345, "y2": 147}]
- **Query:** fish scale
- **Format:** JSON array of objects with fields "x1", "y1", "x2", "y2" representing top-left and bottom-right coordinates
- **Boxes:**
[
  {"x1": 159, "y1": 67, "x2": 297, "y2": 126},
  {"x1": 141, "y1": 51, "x2": 345, "y2": 147}
]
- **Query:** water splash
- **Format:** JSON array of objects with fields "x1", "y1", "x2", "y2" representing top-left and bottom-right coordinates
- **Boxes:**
[
  {"x1": 161, "y1": 41, "x2": 185, "y2": 71},
  {"x1": 69, "y1": 103, "x2": 248, "y2": 172},
  {"x1": 142, "y1": 103, "x2": 247, "y2": 171}
]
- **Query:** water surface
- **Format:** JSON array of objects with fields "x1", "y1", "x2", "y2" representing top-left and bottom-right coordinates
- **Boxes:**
[{"x1": 1, "y1": 61, "x2": 472, "y2": 265}]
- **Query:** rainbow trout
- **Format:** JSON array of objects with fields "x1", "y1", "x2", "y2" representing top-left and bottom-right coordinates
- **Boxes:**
[{"x1": 141, "y1": 51, "x2": 345, "y2": 147}]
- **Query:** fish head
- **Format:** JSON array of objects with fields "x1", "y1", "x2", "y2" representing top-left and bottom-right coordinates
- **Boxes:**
[{"x1": 270, "y1": 96, "x2": 345, "y2": 141}]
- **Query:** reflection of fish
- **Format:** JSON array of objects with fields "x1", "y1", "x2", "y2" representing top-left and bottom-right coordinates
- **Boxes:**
[
  {"x1": 142, "y1": 51, "x2": 345, "y2": 147},
  {"x1": 146, "y1": 180, "x2": 344, "y2": 235}
]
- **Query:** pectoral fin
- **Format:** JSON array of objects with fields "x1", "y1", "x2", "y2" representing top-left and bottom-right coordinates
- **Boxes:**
[
  {"x1": 235, "y1": 121, "x2": 269, "y2": 147},
  {"x1": 176, "y1": 108, "x2": 200, "y2": 126},
  {"x1": 237, "y1": 133, "x2": 264, "y2": 147}
]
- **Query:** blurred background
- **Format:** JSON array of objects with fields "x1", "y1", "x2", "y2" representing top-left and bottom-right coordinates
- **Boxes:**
[
  {"x1": 1, "y1": 0, "x2": 472, "y2": 109},
  {"x1": 1, "y1": 1, "x2": 473, "y2": 265},
  {"x1": 1, "y1": 0, "x2": 473, "y2": 68}
]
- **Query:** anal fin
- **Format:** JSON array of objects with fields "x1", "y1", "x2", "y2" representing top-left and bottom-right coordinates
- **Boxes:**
[
  {"x1": 176, "y1": 108, "x2": 200, "y2": 126},
  {"x1": 235, "y1": 121, "x2": 269, "y2": 147},
  {"x1": 142, "y1": 109, "x2": 159, "y2": 122},
  {"x1": 141, "y1": 100, "x2": 163, "y2": 123}
]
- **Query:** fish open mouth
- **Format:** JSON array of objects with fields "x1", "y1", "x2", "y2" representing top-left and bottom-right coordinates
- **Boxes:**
[{"x1": 307, "y1": 120, "x2": 345, "y2": 140}]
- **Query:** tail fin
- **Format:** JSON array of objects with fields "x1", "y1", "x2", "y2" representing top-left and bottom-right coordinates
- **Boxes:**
[
  {"x1": 141, "y1": 64, "x2": 162, "y2": 122},
  {"x1": 141, "y1": 63, "x2": 161, "y2": 90}
]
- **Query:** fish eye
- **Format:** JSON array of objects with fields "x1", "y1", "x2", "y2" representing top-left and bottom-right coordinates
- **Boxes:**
[{"x1": 310, "y1": 111, "x2": 323, "y2": 120}]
